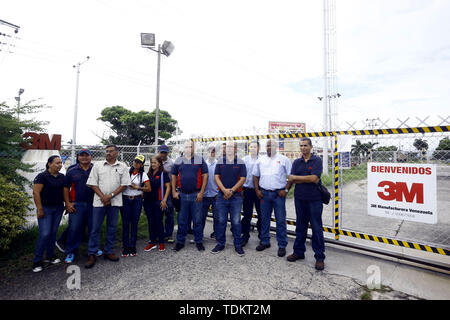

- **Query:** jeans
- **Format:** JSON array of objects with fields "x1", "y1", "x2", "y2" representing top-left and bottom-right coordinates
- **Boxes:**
[
  {"x1": 33, "y1": 205, "x2": 64, "y2": 263},
  {"x1": 121, "y1": 197, "x2": 143, "y2": 248},
  {"x1": 164, "y1": 205, "x2": 175, "y2": 238},
  {"x1": 144, "y1": 199, "x2": 165, "y2": 244},
  {"x1": 176, "y1": 192, "x2": 203, "y2": 244},
  {"x1": 65, "y1": 202, "x2": 93, "y2": 255},
  {"x1": 241, "y1": 188, "x2": 261, "y2": 242},
  {"x1": 201, "y1": 196, "x2": 217, "y2": 233},
  {"x1": 294, "y1": 198, "x2": 325, "y2": 261},
  {"x1": 215, "y1": 193, "x2": 243, "y2": 248},
  {"x1": 260, "y1": 190, "x2": 288, "y2": 248},
  {"x1": 88, "y1": 206, "x2": 120, "y2": 256}
]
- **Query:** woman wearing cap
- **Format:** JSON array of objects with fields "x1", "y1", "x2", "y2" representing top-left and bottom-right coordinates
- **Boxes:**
[
  {"x1": 121, "y1": 155, "x2": 151, "y2": 257},
  {"x1": 32, "y1": 155, "x2": 65, "y2": 272},
  {"x1": 143, "y1": 155, "x2": 171, "y2": 252}
]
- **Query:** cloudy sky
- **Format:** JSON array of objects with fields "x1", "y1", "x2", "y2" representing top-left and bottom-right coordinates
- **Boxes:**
[{"x1": 1, "y1": 0, "x2": 449, "y2": 145}]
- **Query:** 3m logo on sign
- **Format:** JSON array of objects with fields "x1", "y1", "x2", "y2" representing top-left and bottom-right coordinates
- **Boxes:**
[
  {"x1": 21, "y1": 132, "x2": 62, "y2": 150},
  {"x1": 367, "y1": 162, "x2": 437, "y2": 224},
  {"x1": 377, "y1": 181, "x2": 424, "y2": 204}
]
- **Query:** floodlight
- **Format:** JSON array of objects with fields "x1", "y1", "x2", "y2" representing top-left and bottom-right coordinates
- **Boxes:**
[
  {"x1": 141, "y1": 33, "x2": 155, "y2": 47},
  {"x1": 161, "y1": 40, "x2": 175, "y2": 56}
]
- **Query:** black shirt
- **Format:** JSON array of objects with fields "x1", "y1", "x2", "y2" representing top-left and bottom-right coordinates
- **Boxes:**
[
  {"x1": 145, "y1": 170, "x2": 171, "y2": 202},
  {"x1": 33, "y1": 170, "x2": 65, "y2": 206}
]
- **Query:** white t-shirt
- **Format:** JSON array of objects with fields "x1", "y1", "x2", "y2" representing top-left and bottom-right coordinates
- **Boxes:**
[{"x1": 122, "y1": 171, "x2": 150, "y2": 196}]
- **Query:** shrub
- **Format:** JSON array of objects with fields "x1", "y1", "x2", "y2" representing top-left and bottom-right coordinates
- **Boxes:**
[{"x1": 0, "y1": 175, "x2": 32, "y2": 250}]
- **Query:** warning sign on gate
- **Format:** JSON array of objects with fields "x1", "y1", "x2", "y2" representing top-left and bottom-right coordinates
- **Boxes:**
[{"x1": 367, "y1": 162, "x2": 437, "y2": 224}]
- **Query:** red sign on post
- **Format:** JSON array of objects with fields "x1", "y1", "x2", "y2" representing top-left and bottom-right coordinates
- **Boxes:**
[{"x1": 22, "y1": 132, "x2": 62, "y2": 150}]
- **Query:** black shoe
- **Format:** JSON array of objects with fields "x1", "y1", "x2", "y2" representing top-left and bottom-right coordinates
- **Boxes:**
[
  {"x1": 287, "y1": 253, "x2": 305, "y2": 262},
  {"x1": 121, "y1": 248, "x2": 129, "y2": 257},
  {"x1": 242, "y1": 240, "x2": 248, "y2": 247},
  {"x1": 173, "y1": 242, "x2": 184, "y2": 252},
  {"x1": 129, "y1": 247, "x2": 137, "y2": 257},
  {"x1": 256, "y1": 243, "x2": 271, "y2": 251},
  {"x1": 196, "y1": 243, "x2": 205, "y2": 251},
  {"x1": 211, "y1": 244, "x2": 225, "y2": 254},
  {"x1": 277, "y1": 248, "x2": 286, "y2": 257}
]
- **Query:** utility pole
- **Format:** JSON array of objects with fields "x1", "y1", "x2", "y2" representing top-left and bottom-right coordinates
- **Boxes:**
[
  {"x1": 71, "y1": 56, "x2": 90, "y2": 164},
  {"x1": 322, "y1": 0, "x2": 338, "y2": 176}
]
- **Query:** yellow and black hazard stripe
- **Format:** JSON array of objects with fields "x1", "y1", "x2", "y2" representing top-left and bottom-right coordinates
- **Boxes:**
[
  {"x1": 191, "y1": 125, "x2": 450, "y2": 142},
  {"x1": 330, "y1": 228, "x2": 450, "y2": 256},
  {"x1": 248, "y1": 214, "x2": 449, "y2": 256},
  {"x1": 334, "y1": 135, "x2": 339, "y2": 240}
]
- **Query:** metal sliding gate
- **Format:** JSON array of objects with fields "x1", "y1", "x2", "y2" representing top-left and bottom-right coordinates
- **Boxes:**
[{"x1": 192, "y1": 125, "x2": 450, "y2": 269}]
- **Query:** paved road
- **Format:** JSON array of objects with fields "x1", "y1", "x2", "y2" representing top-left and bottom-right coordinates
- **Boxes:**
[{"x1": 1, "y1": 221, "x2": 449, "y2": 300}]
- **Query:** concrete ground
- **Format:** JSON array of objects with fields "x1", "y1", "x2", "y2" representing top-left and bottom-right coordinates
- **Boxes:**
[{"x1": 0, "y1": 220, "x2": 448, "y2": 300}]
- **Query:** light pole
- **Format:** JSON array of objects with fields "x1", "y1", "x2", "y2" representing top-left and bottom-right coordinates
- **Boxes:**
[
  {"x1": 14, "y1": 88, "x2": 24, "y2": 120},
  {"x1": 71, "y1": 56, "x2": 90, "y2": 164},
  {"x1": 141, "y1": 33, "x2": 174, "y2": 147}
]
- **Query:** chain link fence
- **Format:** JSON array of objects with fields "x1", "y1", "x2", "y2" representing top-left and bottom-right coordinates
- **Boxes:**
[
  {"x1": 56, "y1": 119, "x2": 450, "y2": 262},
  {"x1": 338, "y1": 131, "x2": 450, "y2": 250}
]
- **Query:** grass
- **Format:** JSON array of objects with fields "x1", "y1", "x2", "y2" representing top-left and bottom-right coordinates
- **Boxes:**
[
  {"x1": 0, "y1": 209, "x2": 157, "y2": 282},
  {"x1": 286, "y1": 163, "x2": 368, "y2": 199}
]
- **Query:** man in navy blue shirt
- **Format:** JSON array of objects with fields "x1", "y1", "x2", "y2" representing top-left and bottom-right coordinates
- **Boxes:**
[
  {"x1": 63, "y1": 149, "x2": 97, "y2": 264},
  {"x1": 212, "y1": 141, "x2": 247, "y2": 256},
  {"x1": 286, "y1": 138, "x2": 325, "y2": 271},
  {"x1": 171, "y1": 141, "x2": 208, "y2": 251}
]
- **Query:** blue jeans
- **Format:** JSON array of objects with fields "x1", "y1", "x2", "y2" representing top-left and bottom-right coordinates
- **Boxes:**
[
  {"x1": 65, "y1": 202, "x2": 93, "y2": 255},
  {"x1": 201, "y1": 196, "x2": 217, "y2": 232},
  {"x1": 215, "y1": 193, "x2": 243, "y2": 248},
  {"x1": 121, "y1": 197, "x2": 143, "y2": 248},
  {"x1": 144, "y1": 200, "x2": 165, "y2": 244},
  {"x1": 260, "y1": 190, "x2": 288, "y2": 248},
  {"x1": 164, "y1": 205, "x2": 175, "y2": 238},
  {"x1": 88, "y1": 206, "x2": 120, "y2": 255},
  {"x1": 294, "y1": 198, "x2": 325, "y2": 261},
  {"x1": 241, "y1": 187, "x2": 261, "y2": 242},
  {"x1": 176, "y1": 192, "x2": 203, "y2": 244},
  {"x1": 33, "y1": 205, "x2": 64, "y2": 263}
]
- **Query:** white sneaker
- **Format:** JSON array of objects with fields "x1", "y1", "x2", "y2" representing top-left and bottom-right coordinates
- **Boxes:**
[
  {"x1": 32, "y1": 262, "x2": 43, "y2": 273},
  {"x1": 189, "y1": 239, "x2": 195, "y2": 244}
]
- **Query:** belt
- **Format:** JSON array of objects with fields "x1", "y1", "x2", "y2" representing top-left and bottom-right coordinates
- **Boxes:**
[
  {"x1": 180, "y1": 190, "x2": 200, "y2": 195},
  {"x1": 260, "y1": 188, "x2": 284, "y2": 192},
  {"x1": 124, "y1": 195, "x2": 143, "y2": 200}
]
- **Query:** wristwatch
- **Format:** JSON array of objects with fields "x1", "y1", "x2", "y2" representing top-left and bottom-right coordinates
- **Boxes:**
[
  {"x1": 111, "y1": 192, "x2": 115, "y2": 198},
  {"x1": 284, "y1": 188, "x2": 289, "y2": 193}
]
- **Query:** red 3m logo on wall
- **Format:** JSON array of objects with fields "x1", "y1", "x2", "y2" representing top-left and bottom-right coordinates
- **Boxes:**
[
  {"x1": 377, "y1": 181, "x2": 424, "y2": 204},
  {"x1": 368, "y1": 163, "x2": 437, "y2": 224},
  {"x1": 21, "y1": 132, "x2": 61, "y2": 150}
]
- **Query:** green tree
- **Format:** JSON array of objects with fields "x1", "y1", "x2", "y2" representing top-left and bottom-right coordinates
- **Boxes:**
[
  {"x1": 432, "y1": 137, "x2": 450, "y2": 161},
  {"x1": 351, "y1": 140, "x2": 379, "y2": 162},
  {"x1": 0, "y1": 100, "x2": 49, "y2": 250},
  {"x1": 97, "y1": 106, "x2": 178, "y2": 145},
  {"x1": 413, "y1": 138, "x2": 428, "y2": 151},
  {"x1": 0, "y1": 100, "x2": 49, "y2": 189}
]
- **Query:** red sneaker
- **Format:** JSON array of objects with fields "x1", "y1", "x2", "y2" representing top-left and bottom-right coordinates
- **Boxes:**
[
  {"x1": 159, "y1": 244, "x2": 165, "y2": 252},
  {"x1": 144, "y1": 243, "x2": 156, "y2": 252}
]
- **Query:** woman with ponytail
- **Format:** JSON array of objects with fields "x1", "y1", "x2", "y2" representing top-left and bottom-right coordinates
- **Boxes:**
[{"x1": 143, "y1": 155, "x2": 171, "y2": 253}]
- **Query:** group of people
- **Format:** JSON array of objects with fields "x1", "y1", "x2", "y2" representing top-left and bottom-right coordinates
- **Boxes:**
[{"x1": 31, "y1": 137, "x2": 326, "y2": 273}]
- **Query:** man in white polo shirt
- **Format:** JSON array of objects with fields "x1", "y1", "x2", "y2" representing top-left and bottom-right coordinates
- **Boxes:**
[
  {"x1": 85, "y1": 144, "x2": 131, "y2": 268},
  {"x1": 252, "y1": 139, "x2": 292, "y2": 257}
]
